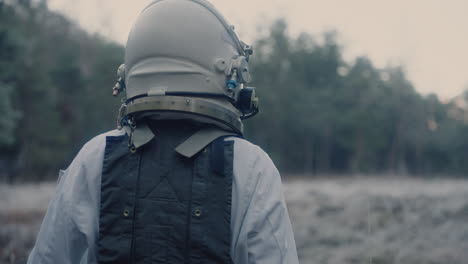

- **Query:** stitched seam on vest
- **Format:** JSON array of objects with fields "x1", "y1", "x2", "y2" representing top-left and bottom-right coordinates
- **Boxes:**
[
  {"x1": 185, "y1": 159, "x2": 195, "y2": 263},
  {"x1": 98, "y1": 135, "x2": 133, "y2": 263},
  {"x1": 129, "y1": 152, "x2": 142, "y2": 264},
  {"x1": 224, "y1": 140, "x2": 235, "y2": 264}
]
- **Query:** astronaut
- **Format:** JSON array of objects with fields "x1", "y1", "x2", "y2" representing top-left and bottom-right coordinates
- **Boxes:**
[{"x1": 27, "y1": 0, "x2": 298, "y2": 263}]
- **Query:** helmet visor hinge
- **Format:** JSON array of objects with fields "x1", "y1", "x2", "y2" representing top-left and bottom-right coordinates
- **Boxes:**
[{"x1": 226, "y1": 56, "x2": 251, "y2": 90}]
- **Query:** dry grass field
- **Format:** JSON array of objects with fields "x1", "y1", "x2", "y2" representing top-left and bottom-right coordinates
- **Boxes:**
[{"x1": 1, "y1": 178, "x2": 468, "y2": 264}]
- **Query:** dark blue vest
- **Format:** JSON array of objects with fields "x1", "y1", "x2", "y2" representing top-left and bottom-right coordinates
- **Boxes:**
[{"x1": 97, "y1": 121, "x2": 234, "y2": 264}]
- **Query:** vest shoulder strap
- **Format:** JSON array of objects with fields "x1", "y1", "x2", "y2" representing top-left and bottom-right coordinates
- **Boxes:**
[{"x1": 175, "y1": 127, "x2": 238, "y2": 158}]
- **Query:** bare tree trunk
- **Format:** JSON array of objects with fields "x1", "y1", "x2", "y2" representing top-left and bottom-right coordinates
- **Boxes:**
[
  {"x1": 303, "y1": 136, "x2": 314, "y2": 176},
  {"x1": 387, "y1": 117, "x2": 403, "y2": 175}
]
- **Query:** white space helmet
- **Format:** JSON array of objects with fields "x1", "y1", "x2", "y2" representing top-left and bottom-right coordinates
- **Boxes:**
[{"x1": 113, "y1": 0, "x2": 258, "y2": 134}]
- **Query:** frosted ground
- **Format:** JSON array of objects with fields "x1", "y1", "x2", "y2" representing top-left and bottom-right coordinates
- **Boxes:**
[{"x1": 1, "y1": 178, "x2": 468, "y2": 264}]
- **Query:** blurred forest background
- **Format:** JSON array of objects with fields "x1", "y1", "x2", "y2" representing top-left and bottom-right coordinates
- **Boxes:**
[
  {"x1": 2, "y1": 0, "x2": 468, "y2": 182},
  {"x1": 2, "y1": 1, "x2": 468, "y2": 264}
]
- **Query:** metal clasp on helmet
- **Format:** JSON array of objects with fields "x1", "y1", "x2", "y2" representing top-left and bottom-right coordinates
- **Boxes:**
[{"x1": 112, "y1": 64, "x2": 126, "y2": 96}]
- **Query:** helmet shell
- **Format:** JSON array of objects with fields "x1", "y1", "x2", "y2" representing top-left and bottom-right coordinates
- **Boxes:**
[{"x1": 122, "y1": 0, "x2": 250, "y2": 133}]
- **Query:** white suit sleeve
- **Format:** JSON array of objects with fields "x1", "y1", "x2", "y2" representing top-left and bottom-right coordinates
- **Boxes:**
[
  {"x1": 27, "y1": 132, "x2": 112, "y2": 264},
  {"x1": 27, "y1": 167, "x2": 86, "y2": 264},
  {"x1": 245, "y1": 146, "x2": 299, "y2": 264}
]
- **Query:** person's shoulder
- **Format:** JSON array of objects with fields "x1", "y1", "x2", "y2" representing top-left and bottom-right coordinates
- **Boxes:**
[
  {"x1": 88, "y1": 129, "x2": 126, "y2": 143},
  {"x1": 78, "y1": 129, "x2": 126, "y2": 158},
  {"x1": 226, "y1": 137, "x2": 277, "y2": 172},
  {"x1": 226, "y1": 136, "x2": 263, "y2": 155},
  {"x1": 58, "y1": 130, "x2": 126, "y2": 188}
]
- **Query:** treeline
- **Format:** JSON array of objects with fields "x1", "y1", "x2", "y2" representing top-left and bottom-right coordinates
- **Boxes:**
[
  {"x1": 1, "y1": 1, "x2": 467, "y2": 182},
  {"x1": 0, "y1": 0, "x2": 123, "y2": 181},
  {"x1": 246, "y1": 20, "x2": 468, "y2": 176}
]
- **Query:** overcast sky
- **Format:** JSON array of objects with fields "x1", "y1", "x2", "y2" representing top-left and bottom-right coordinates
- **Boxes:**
[{"x1": 47, "y1": 0, "x2": 468, "y2": 100}]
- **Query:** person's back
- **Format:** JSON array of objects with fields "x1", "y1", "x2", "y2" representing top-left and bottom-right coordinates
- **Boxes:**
[{"x1": 27, "y1": 1, "x2": 299, "y2": 263}]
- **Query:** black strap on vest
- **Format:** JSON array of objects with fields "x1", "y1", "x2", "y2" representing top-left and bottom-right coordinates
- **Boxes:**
[
  {"x1": 97, "y1": 122, "x2": 236, "y2": 264},
  {"x1": 211, "y1": 136, "x2": 227, "y2": 176}
]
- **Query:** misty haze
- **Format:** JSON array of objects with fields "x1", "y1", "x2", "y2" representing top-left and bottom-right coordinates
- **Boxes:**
[{"x1": 1, "y1": 0, "x2": 468, "y2": 264}]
